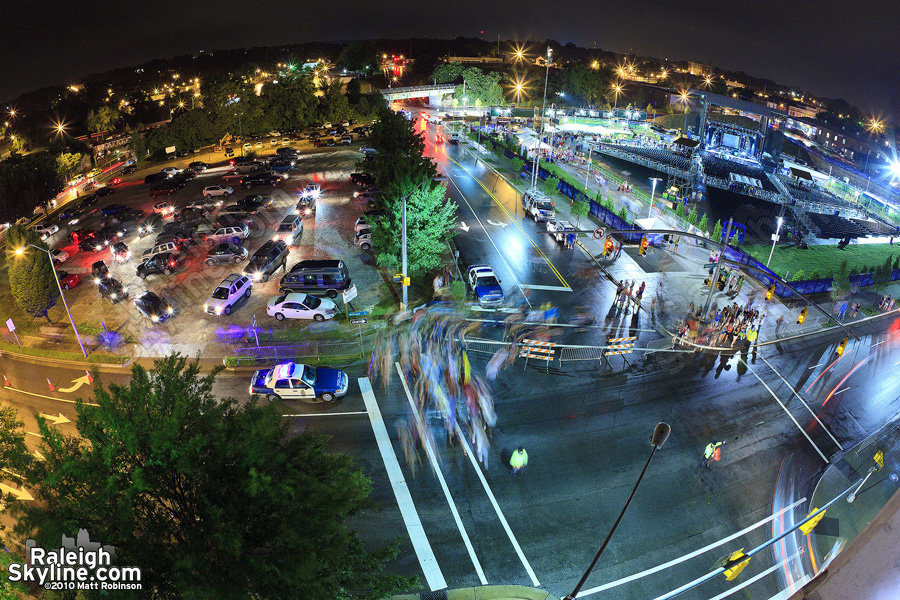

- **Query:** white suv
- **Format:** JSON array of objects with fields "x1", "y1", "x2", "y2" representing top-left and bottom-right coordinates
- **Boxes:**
[
  {"x1": 204, "y1": 224, "x2": 250, "y2": 246},
  {"x1": 33, "y1": 223, "x2": 59, "y2": 239},
  {"x1": 203, "y1": 185, "x2": 233, "y2": 199},
  {"x1": 204, "y1": 274, "x2": 251, "y2": 316}
]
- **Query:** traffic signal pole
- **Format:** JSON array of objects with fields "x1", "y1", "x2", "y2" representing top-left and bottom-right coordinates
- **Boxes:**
[{"x1": 703, "y1": 219, "x2": 732, "y2": 317}]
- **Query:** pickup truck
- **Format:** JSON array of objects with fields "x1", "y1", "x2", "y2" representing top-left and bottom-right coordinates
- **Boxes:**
[
  {"x1": 546, "y1": 219, "x2": 576, "y2": 244},
  {"x1": 522, "y1": 189, "x2": 555, "y2": 222}
]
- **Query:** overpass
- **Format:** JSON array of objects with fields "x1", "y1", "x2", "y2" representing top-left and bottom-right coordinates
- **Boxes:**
[{"x1": 378, "y1": 84, "x2": 455, "y2": 106}]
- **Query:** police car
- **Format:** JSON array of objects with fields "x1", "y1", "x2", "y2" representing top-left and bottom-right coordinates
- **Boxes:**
[
  {"x1": 467, "y1": 265, "x2": 504, "y2": 307},
  {"x1": 249, "y1": 362, "x2": 349, "y2": 403}
]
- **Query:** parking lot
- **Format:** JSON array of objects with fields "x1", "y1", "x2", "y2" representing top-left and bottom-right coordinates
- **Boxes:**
[{"x1": 26, "y1": 136, "x2": 389, "y2": 357}]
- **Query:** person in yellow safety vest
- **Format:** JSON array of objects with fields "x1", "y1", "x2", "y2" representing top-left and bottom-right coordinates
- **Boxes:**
[
  {"x1": 510, "y1": 447, "x2": 529, "y2": 476},
  {"x1": 747, "y1": 329, "x2": 758, "y2": 343},
  {"x1": 701, "y1": 441, "x2": 724, "y2": 469}
]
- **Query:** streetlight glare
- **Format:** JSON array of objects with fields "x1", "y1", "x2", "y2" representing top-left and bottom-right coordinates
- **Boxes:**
[{"x1": 14, "y1": 248, "x2": 23, "y2": 255}]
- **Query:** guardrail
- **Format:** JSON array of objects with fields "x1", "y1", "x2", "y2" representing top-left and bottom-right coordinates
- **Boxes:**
[{"x1": 232, "y1": 340, "x2": 362, "y2": 364}]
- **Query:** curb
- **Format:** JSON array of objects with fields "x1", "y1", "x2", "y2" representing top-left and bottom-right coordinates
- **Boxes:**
[
  {"x1": 394, "y1": 585, "x2": 556, "y2": 600},
  {"x1": 0, "y1": 348, "x2": 132, "y2": 372}
]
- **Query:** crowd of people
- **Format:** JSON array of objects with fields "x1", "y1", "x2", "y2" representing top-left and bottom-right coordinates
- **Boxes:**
[{"x1": 677, "y1": 300, "x2": 762, "y2": 349}]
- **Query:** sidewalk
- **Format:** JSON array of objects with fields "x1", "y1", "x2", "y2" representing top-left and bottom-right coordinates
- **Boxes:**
[
  {"x1": 393, "y1": 585, "x2": 555, "y2": 600},
  {"x1": 464, "y1": 140, "x2": 900, "y2": 345}
]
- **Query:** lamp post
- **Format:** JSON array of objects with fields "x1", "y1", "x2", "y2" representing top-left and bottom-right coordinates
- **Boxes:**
[
  {"x1": 15, "y1": 245, "x2": 87, "y2": 357},
  {"x1": 562, "y1": 423, "x2": 672, "y2": 600},
  {"x1": 648, "y1": 177, "x2": 662, "y2": 217},
  {"x1": 766, "y1": 215, "x2": 783, "y2": 268},
  {"x1": 584, "y1": 144, "x2": 594, "y2": 190},
  {"x1": 531, "y1": 47, "x2": 553, "y2": 190}
]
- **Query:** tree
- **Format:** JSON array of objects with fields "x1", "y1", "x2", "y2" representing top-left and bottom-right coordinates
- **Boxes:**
[
  {"x1": 372, "y1": 177, "x2": 458, "y2": 278},
  {"x1": 129, "y1": 131, "x2": 148, "y2": 164},
  {"x1": 13, "y1": 355, "x2": 417, "y2": 600},
  {"x1": 831, "y1": 259, "x2": 851, "y2": 301},
  {"x1": 55, "y1": 152, "x2": 82, "y2": 180},
  {"x1": 451, "y1": 67, "x2": 504, "y2": 107},
  {"x1": 511, "y1": 157, "x2": 525, "y2": 175},
  {"x1": 0, "y1": 152, "x2": 63, "y2": 224},
  {"x1": 873, "y1": 256, "x2": 894, "y2": 294},
  {"x1": 85, "y1": 105, "x2": 121, "y2": 136},
  {"x1": 674, "y1": 202, "x2": 684, "y2": 218},
  {"x1": 431, "y1": 63, "x2": 465, "y2": 84},
  {"x1": 338, "y1": 41, "x2": 378, "y2": 73},
  {"x1": 572, "y1": 199, "x2": 590, "y2": 228},
  {"x1": 686, "y1": 205, "x2": 698, "y2": 227},
  {"x1": 5, "y1": 226, "x2": 59, "y2": 322},
  {"x1": 712, "y1": 219, "x2": 723, "y2": 241},
  {"x1": 366, "y1": 107, "x2": 436, "y2": 192},
  {"x1": 266, "y1": 72, "x2": 318, "y2": 130},
  {"x1": 542, "y1": 175, "x2": 559, "y2": 197},
  {"x1": 318, "y1": 79, "x2": 353, "y2": 125},
  {"x1": 618, "y1": 206, "x2": 628, "y2": 222},
  {"x1": 698, "y1": 213, "x2": 708, "y2": 233},
  {"x1": 346, "y1": 78, "x2": 363, "y2": 105}
]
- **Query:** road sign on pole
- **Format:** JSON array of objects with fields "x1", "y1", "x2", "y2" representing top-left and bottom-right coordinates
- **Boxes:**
[
  {"x1": 348, "y1": 310, "x2": 369, "y2": 317},
  {"x1": 342, "y1": 284, "x2": 358, "y2": 304},
  {"x1": 593, "y1": 227, "x2": 606, "y2": 240},
  {"x1": 6, "y1": 318, "x2": 15, "y2": 332},
  {"x1": 350, "y1": 318, "x2": 368, "y2": 325}
]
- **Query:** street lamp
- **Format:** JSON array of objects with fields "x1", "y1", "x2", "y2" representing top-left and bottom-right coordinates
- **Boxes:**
[
  {"x1": 648, "y1": 177, "x2": 662, "y2": 217},
  {"x1": 14, "y1": 245, "x2": 88, "y2": 357},
  {"x1": 562, "y1": 423, "x2": 672, "y2": 600},
  {"x1": 766, "y1": 215, "x2": 783, "y2": 268},
  {"x1": 531, "y1": 46, "x2": 553, "y2": 190}
]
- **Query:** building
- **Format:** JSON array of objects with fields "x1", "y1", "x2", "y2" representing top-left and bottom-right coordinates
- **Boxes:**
[
  {"x1": 785, "y1": 116, "x2": 886, "y2": 163},
  {"x1": 688, "y1": 61, "x2": 713, "y2": 77},
  {"x1": 787, "y1": 104, "x2": 818, "y2": 119},
  {"x1": 445, "y1": 56, "x2": 505, "y2": 65}
]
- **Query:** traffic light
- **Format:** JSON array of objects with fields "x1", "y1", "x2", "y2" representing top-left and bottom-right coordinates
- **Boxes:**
[
  {"x1": 766, "y1": 284, "x2": 775, "y2": 301},
  {"x1": 836, "y1": 337, "x2": 848, "y2": 356},
  {"x1": 603, "y1": 237, "x2": 614, "y2": 256},
  {"x1": 723, "y1": 549, "x2": 751, "y2": 581},
  {"x1": 799, "y1": 508, "x2": 826, "y2": 536},
  {"x1": 797, "y1": 306, "x2": 809, "y2": 325},
  {"x1": 639, "y1": 237, "x2": 649, "y2": 256}
]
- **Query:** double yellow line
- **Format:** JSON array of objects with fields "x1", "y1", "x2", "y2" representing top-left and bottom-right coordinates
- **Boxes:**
[{"x1": 446, "y1": 156, "x2": 570, "y2": 289}]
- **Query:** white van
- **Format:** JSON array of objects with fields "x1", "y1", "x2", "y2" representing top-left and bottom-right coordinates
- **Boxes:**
[{"x1": 522, "y1": 189, "x2": 555, "y2": 222}]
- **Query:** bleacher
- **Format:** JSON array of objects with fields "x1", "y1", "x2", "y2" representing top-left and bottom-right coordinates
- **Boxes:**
[
  {"x1": 701, "y1": 155, "x2": 778, "y2": 192},
  {"x1": 850, "y1": 218, "x2": 900, "y2": 236},
  {"x1": 807, "y1": 213, "x2": 871, "y2": 239},
  {"x1": 705, "y1": 187, "x2": 786, "y2": 241},
  {"x1": 602, "y1": 143, "x2": 692, "y2": 171},
  {"x1": 774, "y1": 174, "x2": 855, "y2": 210}
]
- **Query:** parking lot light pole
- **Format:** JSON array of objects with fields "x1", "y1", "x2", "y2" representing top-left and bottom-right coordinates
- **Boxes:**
[
  {"x1": 15, "y1": 245, "x2": 88, "y2": 357},
  {"x1": 562, "y1": 423, "x2": 671, "y2": 600},
  {"x1": 648, "y1": 177, "x2": 662, "y2": 218}
]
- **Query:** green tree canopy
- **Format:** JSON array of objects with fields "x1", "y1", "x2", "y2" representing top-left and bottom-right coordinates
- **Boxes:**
[
  {"x1": 338, "y1": 41, "x2": 379, "y2": 73},
  {"x1": 365, "y1": 108, "x2": 436, "y2": 191},
  {"x1": 86, "y1": 105, "x2": 121, "y2": 135},
  {"x1": 266, "y1": 72, "x2": 317, "y2": 130},
  {"x1": 317, "y1": 79, "x2": 353, "y2": 124},
  {"x1": 13, "y1": 355, "x2": 417, "y2": 600},
  {"x1": 5, "y1": 226, "x2": 59, "y2": 321},
  {"x1": 55, "y1": 152, "x2": 82, "y2": 179},
  {"x1": 372, "y1": 177, "x2": 458, "y2": 277},
  {"x1": 0, "y1": 152, "x2": 63, "y2": 223}
]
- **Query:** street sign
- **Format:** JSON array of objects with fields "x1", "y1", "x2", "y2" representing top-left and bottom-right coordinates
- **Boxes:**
[
  {"x1": 348, "y1": 310, "x2": 369, "y2": 317},
  {"x1": 5, "y1": 318, "x2": 14, "y2": 332},
  {"x1": 393, "y1": 274, "x2": 403, "y2": 283},
  {"x1": 350, "y1": 318, "x2": 368, "y2": 325},
  {"x1": 703, "y1": 263, "x2": 716, "y2": 269},
  {"x1": 593, "y1": 227, "x2": 606, "y2": 240},
  {"x1": 342, "y1": 284, "x2": 358, "y2": 303},
  {"x1": 771, "y1": 234, "x2": 780, "y2": 242}
]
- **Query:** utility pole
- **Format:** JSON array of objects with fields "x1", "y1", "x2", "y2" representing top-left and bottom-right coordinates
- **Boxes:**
[
  {"x1": 531, "y1": 47, "x2": 552, "y2": 190},
  {"x1": 703, "y1": 218, "x2": 733, "y2": 316}
]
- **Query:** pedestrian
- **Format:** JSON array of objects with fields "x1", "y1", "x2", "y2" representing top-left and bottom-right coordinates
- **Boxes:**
[
  {"x1": 566, "y1": 232, "x2": 576, "y2": 249},
  {"x1": 510, "y1": 447, "x2": 529, "y2": 476},
  {"x1": 701, "y1": 441, "x2": 725, "y2": 469},
  {"x1": 615, "y1": 243, "x2": 622, "y2": 259},
  {"x1": 838, "y1": 302, "x2": 847, "y2": 320},
  {"x1": 673, "y1": 236, "x2": 680, "y2": 254},
  {"x1": 775, "y1": 315, "x2": 785, "y2": 337}
]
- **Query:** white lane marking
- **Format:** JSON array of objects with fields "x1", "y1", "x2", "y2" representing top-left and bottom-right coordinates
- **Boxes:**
[
  {"x1": 359, "y1": 377, "x2": 447, "y2": 591},
  {"x1": 739, "y1": 359, "x2": 829, "y2": 463},
  {"x1": 834, "y1": 387, "x2": 851, "y2": 395},
  {"x1": 808, "y1": 363, "x2": 823, "y2": 370},
  {"x1": 446, "y1": 177, "x2": 532, "y2": 309},
  {"x1": 759, "y1": 356, "x2": 843, "y2": 451},
  {"x1": 393, "y1": 365, "x2": 489, "y2": 585},
  {"x1": 871, "y1": 340, "x2": 885, "y2": 347},
  {"x1": 575, "y1": 497, "x2": 807, "y2": 597},
  {"x1": 520, "y1": 283, "x2": 574, "y2": 292},
  {"x1": 281, "y1": 411, "x2": 368, "y2": 417}
]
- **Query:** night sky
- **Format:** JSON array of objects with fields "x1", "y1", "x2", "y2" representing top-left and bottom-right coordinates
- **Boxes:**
[{"x1": 2, "y1": 0, "x2": 897, "y2": 119}]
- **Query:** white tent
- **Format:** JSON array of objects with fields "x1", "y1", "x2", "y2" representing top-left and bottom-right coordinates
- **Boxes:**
[
  {"x1": 728, "y1": 172, "x2": 762, "y2": 188},
  {"x1": 516, "y1": 132, "x2": 552, "y2": 151}
]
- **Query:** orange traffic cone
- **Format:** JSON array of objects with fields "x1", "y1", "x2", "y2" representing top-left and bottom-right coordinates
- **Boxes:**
[
  {"x1": 2, "y1": 375, "x2": 9, "y2": 387},
  {"x1": 47, "y1": 378, "x2": 55, "y2": 392},
  {"x1": 85, "y1": 370, "x2": 94, "y2": 384}
]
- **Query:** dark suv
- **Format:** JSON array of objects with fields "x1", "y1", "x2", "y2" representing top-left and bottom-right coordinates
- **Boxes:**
[
  {"x1": 242, "y1": 240, "x2": 289, "y2": 282},
  {"x1": 136, "y1": 253, "x2": 180, "y2": 279},
  {"x1": 97, "y1": 277, "x2": 128, "y2": 303},
  {"x1": 240, "y1": 173, "x2": 281, "y2": 188}
]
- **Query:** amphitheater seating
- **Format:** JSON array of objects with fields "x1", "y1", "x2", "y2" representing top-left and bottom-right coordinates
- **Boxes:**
[
  {"x1": 701, "y1": 155, "x2": 778, "y2": 192},
  {"x1": 807, "y1": 213, "x2": 871, "y2": 239},
  {"x1": 602, "y1": 143, "x2": 692, "y2": 171},
  {"x1": 704, "y1": 187, "x2": 785, "y2": 241},
  {"x1": 850, "y1": 218, "x2": 900, "y2": 236}
]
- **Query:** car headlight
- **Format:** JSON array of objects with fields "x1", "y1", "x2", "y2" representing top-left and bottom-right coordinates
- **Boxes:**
[
  {"x1": 204, "y1": 303, "x2": 208, "y2": 311},
  {"x1": 151, "y1": 315, "x2": 159, "y2": 322},
  {"x1": 272, "y1": 234, "x2": 279, "y2": 241},
  {"x1": 294, "y1": 209, "x2": 300, "y2": 215},
  {"x1": 215, "y1": 306, "x2": 223, "y2": 315},
  {"x1": 110, "y1": 293, "x2": 117, "y2": 300},
  {"x1": 95, "y1": 245, "x2": 103, "y2": 251},
  {"x1": 167, "y1": 307, "x2": 173, "y2": 313},
  {"x1": 353, "y1": 192, "x2": 359, "y2": 198},
  {"x1": 305, "y1": 208, "x2": 311, "y2": 215}
]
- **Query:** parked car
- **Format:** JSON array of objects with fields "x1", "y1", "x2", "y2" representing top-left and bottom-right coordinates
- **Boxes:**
[
  {"x1": 467, "y1": 265, "x2": 504, "y2": 307},
  {"x1": 95, "y1": 226, "x2": 125, "y2": 247},
  {"x1": 136, "y1": 252, "x2": 180, "y2": 279},
  {"x1": 138, "y1": 213, "x2": 165, "y2": 235},
  {"x1": 354, "y1": 228, "x2": 372, "y2": 251},
  {"x1": 218, "y1": 204, "x2": 249, "y2": 218},
  {"x1": 203, "y1": 185, "x2": 233, "y2": 198},
  {"x1": 143, "y1": 173, "x2": 168, "y2": 186},
  {"x1": 204, "y1": 224, "x2": 250, "y2": 246},
  {"x1": 33, "y1": 223, "x2": 59, "y2": 239},
  {"x1": 122, "y1": 165, "x2": 138, "y2": 175},
  {"x1": 278, "y1": 259, "x2": 351, "y2": 298},
  {"x1": 240, "y1": 173, "x2": 281, "y2": 188},
  {"x1": 174, "y1": 207, "x2": 207, "y2": 222},
  {"x1": 249, "y1": 362, "x2": 348, "y2": 403},
  {"x1": 350, "y1": 172, "x2": 375, "y2": 188},
  {"x1": 267, "y1": 293, "x2": 337, "y2": 322},
  {"x1": 205, "y1": 243, "x2": 248, "y2": 266},
  {"x1": 69, "y1": 228, "x2": 94, "y2": 244},
  {"x1": 160, "y1": 167, "x2": 180, "y2": 176},
  {"x1": 153, "y1": 201, "x2": 175, "y2": 215},
  {"x1": 355, "y1": 209, "x2": 385, "y2": 232},
  {"x1": 111, "y1": 241, "x2": 130, "y2": 262},
  {"x1": 78, "y1": 236, "x2": 104, "y2": 253},
  {"x1": 101, "y1": 204, "x2": 128, "y2": 216},
  {"x1": 95, "y1": 186, "x2": 115, "y2": 197},
  {"x1": 236, "y1": 194, "x2": 273, "y2": 214},
  {"x1": 49, "y1": 248, "x2": 69, "y2": 264},
  {"x1": 188, "y1": 161, "x2": 209, "y2": 171},
  {"x1": 205, "y1": 273, "x2": 252, "y2": 316},
  {"x1": 91, "y1": 260, "x2": 110, "y2": 281},
  {"x1": 134, "y1": 291, "x2": 174, "y2": 323},
  {"x1": 243, "y1": 239, "x2": 289, "y2": 282},
  {"x1": 57, "y1": 271, "x2": 80, "y2": 290},
  {"x1": 187, "y1": 198, "x2": 220, "y2": 211},
  {"x1": 97, "y1": 277, "x2": 128, "y2": 303}
]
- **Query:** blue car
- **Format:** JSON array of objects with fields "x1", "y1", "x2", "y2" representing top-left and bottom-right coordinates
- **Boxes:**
[
  {"x1": 467, "y1": 265, "x2": 504, "y2": 307},
  {"x1": 250, "y1": 362, "x2": 349, "y2": 403}
]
